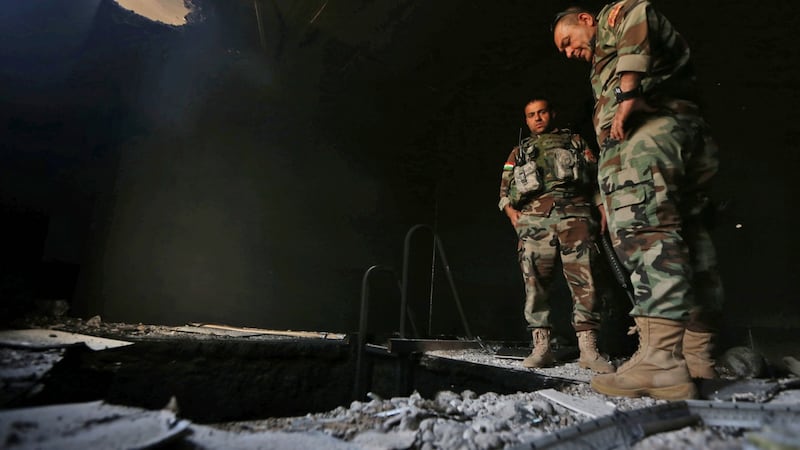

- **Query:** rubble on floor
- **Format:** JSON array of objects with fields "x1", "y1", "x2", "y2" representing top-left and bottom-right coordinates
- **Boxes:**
[{"x1": 1, "y1": 316, "x2": 799, "y2": 449}]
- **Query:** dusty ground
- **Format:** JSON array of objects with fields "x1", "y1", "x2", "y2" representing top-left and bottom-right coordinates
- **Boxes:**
[{"x1": 2, "y1": 315, "x2": 799, "y2": 449}]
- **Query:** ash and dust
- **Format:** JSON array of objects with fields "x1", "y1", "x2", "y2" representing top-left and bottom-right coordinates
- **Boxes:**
[{"x1": 4, "y1": 315, "x2": 799, "y2": 450}]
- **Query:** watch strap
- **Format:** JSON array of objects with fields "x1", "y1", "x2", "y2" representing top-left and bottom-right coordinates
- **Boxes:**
[{"x1": 614, "y1": 85, "x2": 643, "y2": 103}]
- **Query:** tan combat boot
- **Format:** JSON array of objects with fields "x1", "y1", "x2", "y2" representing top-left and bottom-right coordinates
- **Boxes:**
[
  {"x1": 522, "y1": 328, "x2": 554, "y2": 368},
  {"x1": 590, "y1": 317, "x2": 697, "y2": 400},
  {"x1": 577, "y1": 330, "x2": 615, "y2": 374},
  {"x1": 683, "y1": 329, "x2": 717, "y2": 379}
]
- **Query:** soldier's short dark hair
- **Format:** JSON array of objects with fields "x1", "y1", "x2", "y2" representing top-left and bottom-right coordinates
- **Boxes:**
[
  {"x1": 523, "y1": 96, "x2": 555, "y2": 115},
  {"x1": 551, "y1": 6, "x2": 593, "y2": 32}
]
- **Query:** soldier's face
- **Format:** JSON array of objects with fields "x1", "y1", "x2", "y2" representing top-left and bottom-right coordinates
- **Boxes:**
[
  {"x1": 553, "y1": 13, "x2": 596, "y2": 63},
  {"x1": 524, "y1": 100, "x2": 553, "y2": 135}
]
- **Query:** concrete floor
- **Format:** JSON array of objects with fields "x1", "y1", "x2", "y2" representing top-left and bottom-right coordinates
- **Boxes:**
[{"x1": 1, "y1": 315, "x2": 799, "y2": 449}]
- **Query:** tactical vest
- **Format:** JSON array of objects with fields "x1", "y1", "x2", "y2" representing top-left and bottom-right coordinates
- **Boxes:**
[
  {"x1": 514, "y1": 129, "x2": 590, "y2": 198},
  {"x1": 519, "y1": 129, "x2": 589, "y2": 193}
]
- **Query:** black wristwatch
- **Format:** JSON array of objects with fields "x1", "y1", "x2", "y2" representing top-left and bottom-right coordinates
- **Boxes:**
[{"x1": 614, "y1": 85, "x2": 642, "y2": 103}]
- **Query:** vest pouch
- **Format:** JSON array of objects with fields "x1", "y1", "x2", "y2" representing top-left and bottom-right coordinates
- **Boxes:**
[
  {"x1": 552, "y1": 148, "x2": 580, "y2": 181},
  {"x1": 513, "y1": 160, "x2": 541, "y2": 195},
  {"x1": 508, "y1": 177, "x2": 522, "y2": 206}
]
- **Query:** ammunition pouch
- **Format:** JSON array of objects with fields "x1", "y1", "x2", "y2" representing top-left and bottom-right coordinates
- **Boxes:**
[
  {"x1": 508, "y1": 161, "x2": 542, "y2": 207},
  {"x1": 513, "y1": 160, "x2": 542, "y2": 195},
  {"x1": 552, "y1": 147, "x2": 580, "y2": 181},
  {"x1": 508, "y1": 176, "x2": 527, "y2": 207}
]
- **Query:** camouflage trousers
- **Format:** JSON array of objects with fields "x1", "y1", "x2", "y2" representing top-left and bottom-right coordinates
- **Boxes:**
[
  {"x1": 598, "y1": 113, "x2": 724, "y2": 329},
  {"x1": 515, "y1": 205, "x2": 601, "y2": 331}
]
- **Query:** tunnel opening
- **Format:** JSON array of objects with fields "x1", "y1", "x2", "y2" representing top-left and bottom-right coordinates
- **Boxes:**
[{"x1": 8, "y1": 331, "x2": 574, "y2": 424}]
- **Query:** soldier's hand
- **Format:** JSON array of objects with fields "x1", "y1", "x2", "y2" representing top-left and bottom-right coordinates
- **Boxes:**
[
  {"x1": 611, "y1": 97, "x2": 656, "y2": 141},
  {"x1": 504, "y1": 205, "x2": 521, "y2": 228}
]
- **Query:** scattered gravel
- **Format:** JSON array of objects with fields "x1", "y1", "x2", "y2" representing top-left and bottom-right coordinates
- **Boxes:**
[
  {"x1": 212, "y1": 384, "x2": 753, "y2": 449},
  {"x1": 4, "y1": 316, "x2": 795, "y2": 449}
]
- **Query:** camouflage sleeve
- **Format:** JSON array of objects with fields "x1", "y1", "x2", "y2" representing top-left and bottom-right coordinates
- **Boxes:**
[
  {"x1": 614, "y1": 0, "x2": 651, "y2": 74},
  {"x1": 498, "y1": 147, "x2": 519, "y2": 211},
  {"x1": 573, "y1": 134, "x2": 602, "y2": 205}
]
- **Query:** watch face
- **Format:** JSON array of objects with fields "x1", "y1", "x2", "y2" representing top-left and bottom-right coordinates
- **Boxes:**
[{"x1": 614, "y1": 87, "x2": 624, "y2": 102}]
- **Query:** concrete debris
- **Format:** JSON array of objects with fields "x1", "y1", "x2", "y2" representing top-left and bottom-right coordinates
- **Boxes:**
[
  {"x1": 771, "y1": 389, "x2": 800, "y2": 405},
  {"x1": 13, "y1": 317, "x2": 340, "y2": 344},
  {"x1": 0, "y1": 400, "x2": 190, "y2": 449},
  {"x1": 784, "y1": 356, "x2": 800, "y2": 377},
  {"x1": 0, "y1": 348, "x2": 64, "y2": 407},
  {"x1": 632, "y1": 425, "x2": 745, "y2": 450},
  {"x1": 0, "y1": 386, "x2": 770, "y2": 450},
  {"x1": 746, "y1": 423, "x2": 800, "y2": 450},
  {"x1": 536, "y1": 388, "x2": 616, "y2": 418},
  {"x1": 719, "y1": 346, "x2": 766, "y2": 378},
  {"x1": 85, "y1": 315, "x2": 102, "y2": 327},
  {"x1": 1, "y1": 317, "x2": 796, "y2": 449},
  {"x1": 216, "y1": 387, "x2": 675, "y2": 449},
  {"x1": 702, "y1": 378, "x2": 800, "y2": 403},
  {"x1": 183, "y1": 425, "x2": 362, "y2": 450},
  {"x1": 352, "y1": 430, "x2": 417, "y2": 449},
  {"x1": 0, "y1": 329, "x2": 133, "y2": 351}
]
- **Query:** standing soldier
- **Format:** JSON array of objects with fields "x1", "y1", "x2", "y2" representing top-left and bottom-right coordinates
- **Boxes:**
[
  {"x1": 499, "y1": 96, "x2": 613, "y2": 374},
  {"x1": 552, "y1": 1, "x2": 724, "y2": 400}
]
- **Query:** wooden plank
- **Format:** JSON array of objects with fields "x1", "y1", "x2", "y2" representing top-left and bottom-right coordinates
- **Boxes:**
[
  {"x1": 537, "y1": 388, "x2": 616, "y2": 418},
  {"x1": 172, "y1": 326, "x2": 265, "y2": 337},
  {"x1": 388, "y1": 338, "x2": 483, "y2": 354},
  {"x1": 186, "y1": 323, "x2": 346, "y2": 340}
]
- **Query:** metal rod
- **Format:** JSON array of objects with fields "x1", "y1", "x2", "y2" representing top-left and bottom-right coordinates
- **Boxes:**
[
  {"x1": 434, "y1": 235, "x2": 472, "y2": 339},
  {"x1": 253, "y1": 0, "x2": 267, "y2": 51},
  {"x1": 400, "y1": 224, "x2": 429, "y2": 338},
  {"x1": 399, "y1": 224, "x2": 472, "y2": 339},
  {"x1": 427, "y1": 229, "x2": 437, "y2": 336},
  {"x1": 354, "y1": 264, "x2": 393, "y2": 400}
]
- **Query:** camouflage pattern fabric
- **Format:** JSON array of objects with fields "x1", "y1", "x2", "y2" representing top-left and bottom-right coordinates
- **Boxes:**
[
  {"x1": 589, "y1": 0, "x2": 724, "y2": 326},
  {"x1": 498, "y1": 130, "x2": 603, "y2": 330},
  {"x1": 592, "y1": 0, "x2": 698, "y2": 143},
  {"x1": 516, "y1": 206, "x2": 601, "y2": 331},
  {"x1": 597, "y1": 115, "x2": 724, "y2": 324}
]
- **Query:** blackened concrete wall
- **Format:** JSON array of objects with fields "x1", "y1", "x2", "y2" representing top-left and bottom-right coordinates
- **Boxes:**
[{"x1": 2, "y1": 0, "x2": 798, "y2": 340}]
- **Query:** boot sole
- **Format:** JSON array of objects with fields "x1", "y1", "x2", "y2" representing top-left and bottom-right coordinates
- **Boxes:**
[
  {"x1": 522, "y1": 357, "x2": 555, "y2": 369},
  {"x1": 579, "y1": 361, "x2": 615, "y2": 374},
  {"x1": 590, "y1": 379, "x2": 697, "y2": 400}
]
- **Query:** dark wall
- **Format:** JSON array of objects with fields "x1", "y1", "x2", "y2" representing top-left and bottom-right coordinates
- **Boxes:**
[{"x1": 2, "y1": 0, "x2": 798, "y2": 338}]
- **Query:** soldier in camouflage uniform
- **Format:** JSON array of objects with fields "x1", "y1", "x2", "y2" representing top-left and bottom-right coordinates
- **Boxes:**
[
  {"x1": 499, "y1": 97, "x2": 613, "y2": 374},
  {"x1": 552, "y1": 0, "x2": 724, "y2": 400}
]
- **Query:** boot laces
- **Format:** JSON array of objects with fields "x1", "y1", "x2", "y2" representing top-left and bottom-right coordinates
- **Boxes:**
[
  {"x1": 579, "y1": 330, "x2": 599, "y2": 358},
  {"x1": 618, "y1": 324, "x2": 644, "y2": 372},
  {"x1": 533, "y1": 329, "x2": 550, "y2": 356}
]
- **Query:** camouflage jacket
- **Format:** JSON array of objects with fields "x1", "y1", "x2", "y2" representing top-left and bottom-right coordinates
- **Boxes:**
[
  {"x1": 498, "y1": 129, "x2": 600, "y2": 215},
  {"x1": 591, "y1": 0, "x2": 700, "y2": 143}
]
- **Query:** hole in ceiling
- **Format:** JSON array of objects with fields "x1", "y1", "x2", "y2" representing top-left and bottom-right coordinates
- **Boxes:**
[{"x1": 113, "y1": 0, "x2": 192, "y2": 26}]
